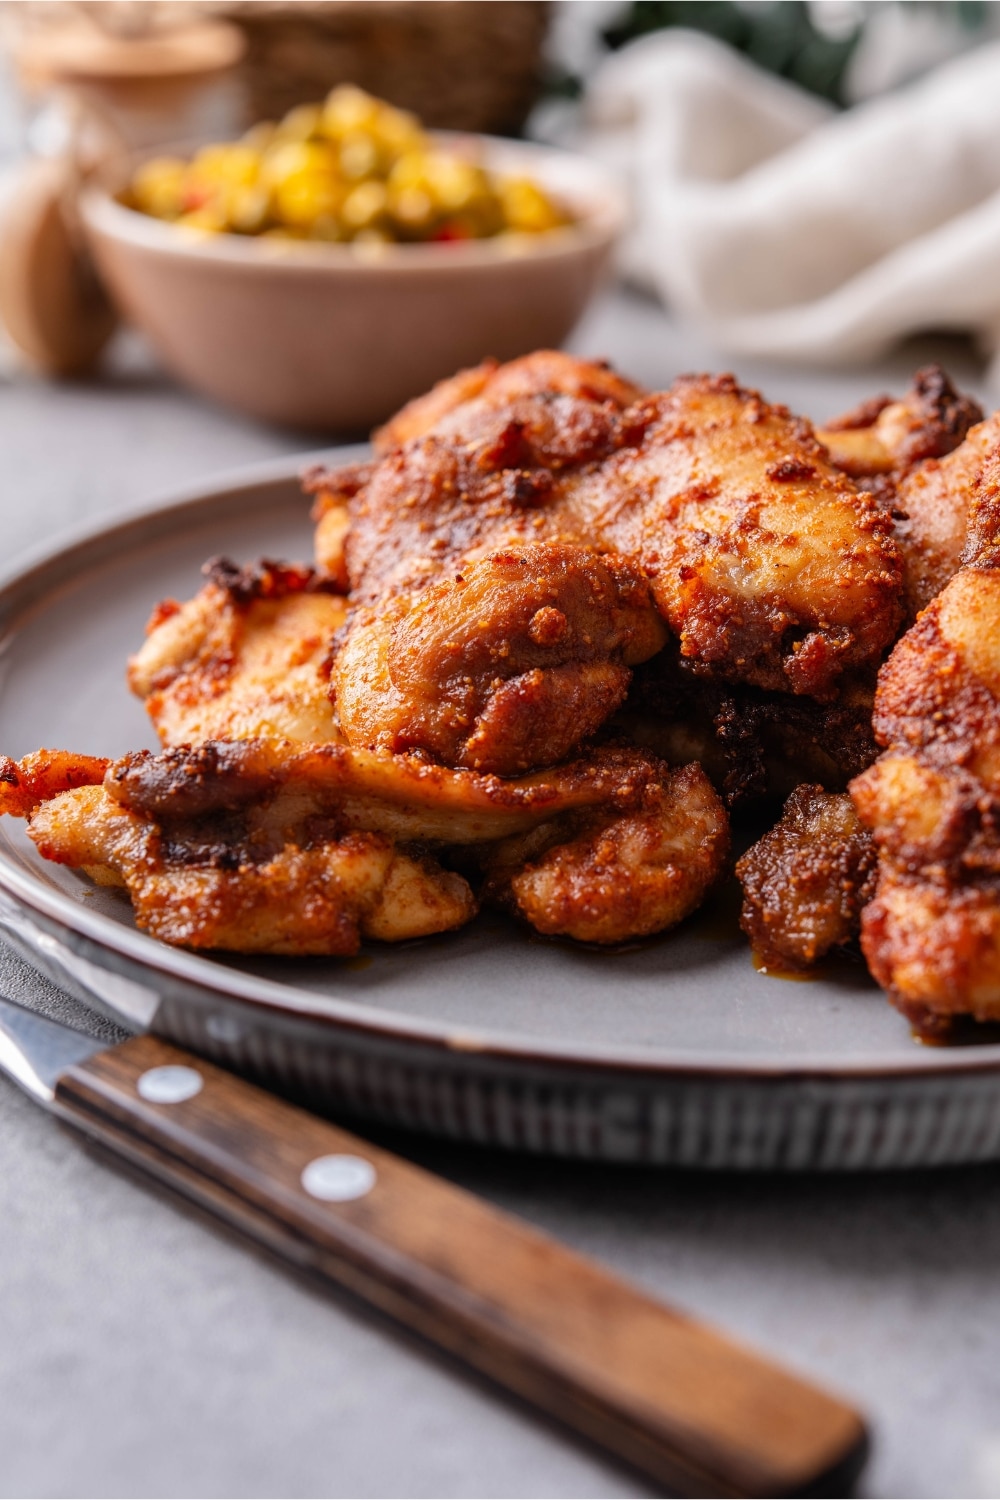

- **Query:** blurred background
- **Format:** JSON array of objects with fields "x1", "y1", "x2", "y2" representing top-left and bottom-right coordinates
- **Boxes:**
[{"x1": 2, "y1": 0, "x2": 1000, "y2": 431}]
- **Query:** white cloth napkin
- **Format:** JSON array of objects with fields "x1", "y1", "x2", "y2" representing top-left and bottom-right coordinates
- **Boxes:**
[{"x1": 582, "y1": 30, "x2": 1000, "y2": 377}]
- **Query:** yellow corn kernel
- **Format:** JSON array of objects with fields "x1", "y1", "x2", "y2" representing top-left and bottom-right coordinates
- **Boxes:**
[
  {"x1": 130, "y1": 156, "x2": 188, "y2": 218},
  {"x1": 275, "y1": 103, "x2": 323, "y2": 142},
  {"x1": 387, "y1": 151, "x2": 430, "y2": 193},
  {"x1": 307, "y1": 213, "x2": 347, "y2": 242},
  {"x1": 499, "y1": 177, "x2": 566, "y2": 233},
  {"x1": 338, "y1": 131, "x2": 381, "y2": 182},
  {"x1": 229, "y1": 185, "x2": 272, "y2": 235},
  {"x1": 322, "y1": 84, "x2": 380, "y2": 139},
  {"x1": 177, "y1": 204, "x2": 229, "y2": 234},
  {"x1": 240, "y1": 121, "x2": 275, "y2": 154},
  {"x1": 274, "y1": 170, "x2": 343, "y2": 229},
  {"x1": 190, "y1": 143, "x2": 259, "y2": 189},
  {"x1": 389, "y1": 183, "x2": 434, "y2": 234},
  {"x1": 341, "y1": 179, "x2": 389, "y2": 232},
  {"x1": 260, "y1": 140, "x2": 337, "y2": 188},
  {"x1": 370, "y1": 104, "x2": 423, "y2": 158},
  {"x1": 424, "y1": 154, "x2": 488, "y2": 214}
]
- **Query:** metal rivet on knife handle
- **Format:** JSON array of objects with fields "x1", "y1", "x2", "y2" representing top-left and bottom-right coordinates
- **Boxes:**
[
  {"x1": 301, "y1": 1154, "x2": 377, "y2": 1202},
  {"x1": 136, "y1": 1064, "x2": 204, "y2": 1104}
]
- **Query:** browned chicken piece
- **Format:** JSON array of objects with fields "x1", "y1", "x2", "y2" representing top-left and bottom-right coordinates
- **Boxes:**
[
  {"x1": 303, "y1": 460, "x2": 374, "y2": 589},
  {"x1": 0, "y1": 740, "x2": 728, "y2": 951},
  {"x1": 850, "y1": 560, "x2": 1000, "y2": 1030},
  {"x1": 817, "y1": 365, "x2": 982, "y2": 483},
  {"x1": 736, "y1": 785, "x2": 877, "y2": 971},
  {"x1": 0, "y1": 746, "x2": 475, "y2": 952},
  {"x1": 129, "y1": 558, "x2": 347, "y2": 747},
  {"x1": 308, "y1": 351, "x2": 642, "y2": 583},
  {"x1": 333, "y1": 543, "x2": 667, "y2": 776},
  {"x1": 565, "y1": 376, "x2": 902, "y2": 699},
  {"x1": 27, "y1": 782, "x2": 475, "y2": 954},
  {"x1": 100, "y1": 740, "x2": 706, "y2": 848},
  {"x1": 372, "y1": 350, "x2": 646, "y2": 454},
  {"x1": 893, "y1": 410, "x2": 1000, "y2": 620},
  {"x1": 479, "y1": 761, "x2": 728, "y2": 944},
  {"x1": 960, "y1": 446, "x2": 1000, "y2": 567},
  {"x1": 316, "y1": 359, "x2": 904, "y2": 702},
  {"x1": 314, "y1": 376, "x2": 628, "y2": 601},
  {"x1": 622, "y1": 652, "x2": 878, "y2": 806},
  {"x1": 0, "y1": 748, "x2": 109, "y2": 816}
]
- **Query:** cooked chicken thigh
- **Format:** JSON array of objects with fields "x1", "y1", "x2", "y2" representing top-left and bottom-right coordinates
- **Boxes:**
[
  {"x1": 892, "y1": 412, "x2": 1000, "y2": 621},
  {"x1": 333, "y1": 543, "x2": 666, "y2": 776},
  {"x1": 373, "y1": 350, "x2": 645, "y2": 454},
  {"x1": 737, "y1": 785, "x2": 877, "y2": 971},
  {"x1": 851, "y1": 560, "x2": 1000, "y2": 1028},
  {"x1": 130, "y1": 558, "x2": 347, "y2": 747},
  {"x1": 479, "y1": 760, "x2": 728, "y2": 944},
  {"x1": 311, "y1": 356, "x2": 903, "y2": 706},
  {"x1": 0, "y1": 740, "x2": 728, "y2": 952},
  {"x1": 817, "y1": 364, "x2": 982, "y2": 485}
]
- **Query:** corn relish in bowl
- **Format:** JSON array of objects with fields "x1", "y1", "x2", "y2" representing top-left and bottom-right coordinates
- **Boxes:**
[
  {"x1": 80, "y1": 93, "x2": 623, "y2": 431},
  {"x1": 122, "y1": 85, "x2": 572, "y2": 247}
]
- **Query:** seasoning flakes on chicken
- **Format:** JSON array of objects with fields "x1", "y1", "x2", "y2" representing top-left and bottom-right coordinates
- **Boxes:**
[
  {"x1": 479, "y1": 760, "x2": 729, "y2": 945},
  {"x1": 736, "y1": 785, "x2": 877, "y2": 972},
  {"x1": 0, "y1": 740, "x2": 728, "y2": 953},
  {"x1": 564, "y1": 374, "x2": 903, "y2": 699},
  {"x1": 850, "y1": 557, "x2": 1000, "y2": 1030},
  {"x1": 892, "y1": 411, "x2": 1000, "y2": 621},
  {"x1": 817, "y1": 364, "x2": 983, "y2": 486},
  {"x1": 129, "y1": 558, "x2": 348, "y2": 748},
  {"x1": 333, "y1": 542, "x2": 666, "y2": 776},
  {"x1": 313, "y1": 354, "x2": 904, "y2": 705}
]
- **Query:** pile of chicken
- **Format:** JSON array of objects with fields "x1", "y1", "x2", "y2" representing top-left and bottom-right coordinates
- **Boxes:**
[{"x1": 3, "y1": 351, "x2": 998, "y2": 1034}]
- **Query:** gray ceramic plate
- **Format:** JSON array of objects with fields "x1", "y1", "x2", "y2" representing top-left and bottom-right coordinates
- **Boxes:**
[{"x1": 2, "y1": 454, "x2": 999, "y2": 1170}]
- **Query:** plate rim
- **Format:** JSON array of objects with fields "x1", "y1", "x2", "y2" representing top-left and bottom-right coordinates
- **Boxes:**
[{"x1": 2, "y1": 453, "x2": 999, "y2": 1087}]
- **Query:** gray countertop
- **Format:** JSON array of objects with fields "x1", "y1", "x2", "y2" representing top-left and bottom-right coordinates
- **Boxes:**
[{"x1": 0, "y1": 286, "x2": 996, "y2": 1500}]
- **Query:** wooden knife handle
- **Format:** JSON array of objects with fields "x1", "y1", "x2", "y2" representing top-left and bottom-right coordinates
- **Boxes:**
[{"x1": 54, "y1": 1033, "x2": 867, "y2": 1498}]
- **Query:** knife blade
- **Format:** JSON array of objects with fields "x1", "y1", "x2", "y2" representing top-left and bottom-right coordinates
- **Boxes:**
[{"x1": 0, "y1": 992, "x2": 868, "y2": 1498}]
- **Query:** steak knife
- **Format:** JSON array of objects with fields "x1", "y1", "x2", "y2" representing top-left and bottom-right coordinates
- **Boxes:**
[{"x1": 0, "y1": 993, "x2": 868, "y2": 1498}]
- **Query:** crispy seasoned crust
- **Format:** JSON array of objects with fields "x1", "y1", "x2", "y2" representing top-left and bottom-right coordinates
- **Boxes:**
[
  {"x1": 961, "y1": 446, "x2": 1000, "y2": 568},
  {"x1": 851, "y1": 563, "x2": 1000, "y2": 1024},
  {"x1": 333, "y1": 543, "x2": 667, "y2": 776},
  {"x1": 893, "y1": 410, "x2": 1000, "y2": 620},
  {"x1": 736, "y1": 785, "x2": 877, "y2": 971},
  {"x1": 576, "y1": 375, "x2": 902, "y2": 699},
  {"x1": 818, "y1": 364, "x2": 982, "y2": 481},
  {"x1": 27, "y1": 781, "x2": 476, "y2": 954},
  {"x1": 101, "y1": 739, "x2": 686, "y2": 844},
  {"x1": 622, "y1": 653, "x2": 878, "y2": 807},
  {"x1": 0, "y1": 748, "x2": 109, "y2": 817},
  {"x1": 199, "y1": 556, "x2": 343, "y2": 605},
  {"x1": 868, "y1": 566, "x2": 1000, "y2": 785},
  {"x1": 371, "y1": 351, "x2": 645, "y2": 454},
  {"x1": 331, "y1": 359, "x2": 904, "y2": 702},
  {"x1": 339, "y1": 384, "x2": 625, "y2": 603},
  {"x1": 129, "y1": 559, "x2": 348, "y2": 747},
  {"x1": 480, "y1": 761, "x2": 729, "y2": 944},
  {"x1": 303, "y1": 463, "x2": 375, "y2": 587},
  {"x1": 3, "y1": 740, "x2": 730, "y2": 951}
]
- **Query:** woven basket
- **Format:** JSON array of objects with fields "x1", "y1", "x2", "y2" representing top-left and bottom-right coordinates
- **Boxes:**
[{"x1": 219, "y1": 1, "x2": 549, "y2": 135}]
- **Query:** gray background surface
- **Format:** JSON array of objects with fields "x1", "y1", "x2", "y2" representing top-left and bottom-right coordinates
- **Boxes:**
[{"x1": 1, "y1": 264, "x2": 999, "y2": 1500}]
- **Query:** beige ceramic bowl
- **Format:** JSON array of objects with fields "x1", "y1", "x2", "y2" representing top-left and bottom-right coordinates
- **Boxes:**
[{"x1": 79, "y1": 137, "x2": 627, "y2": 432}]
